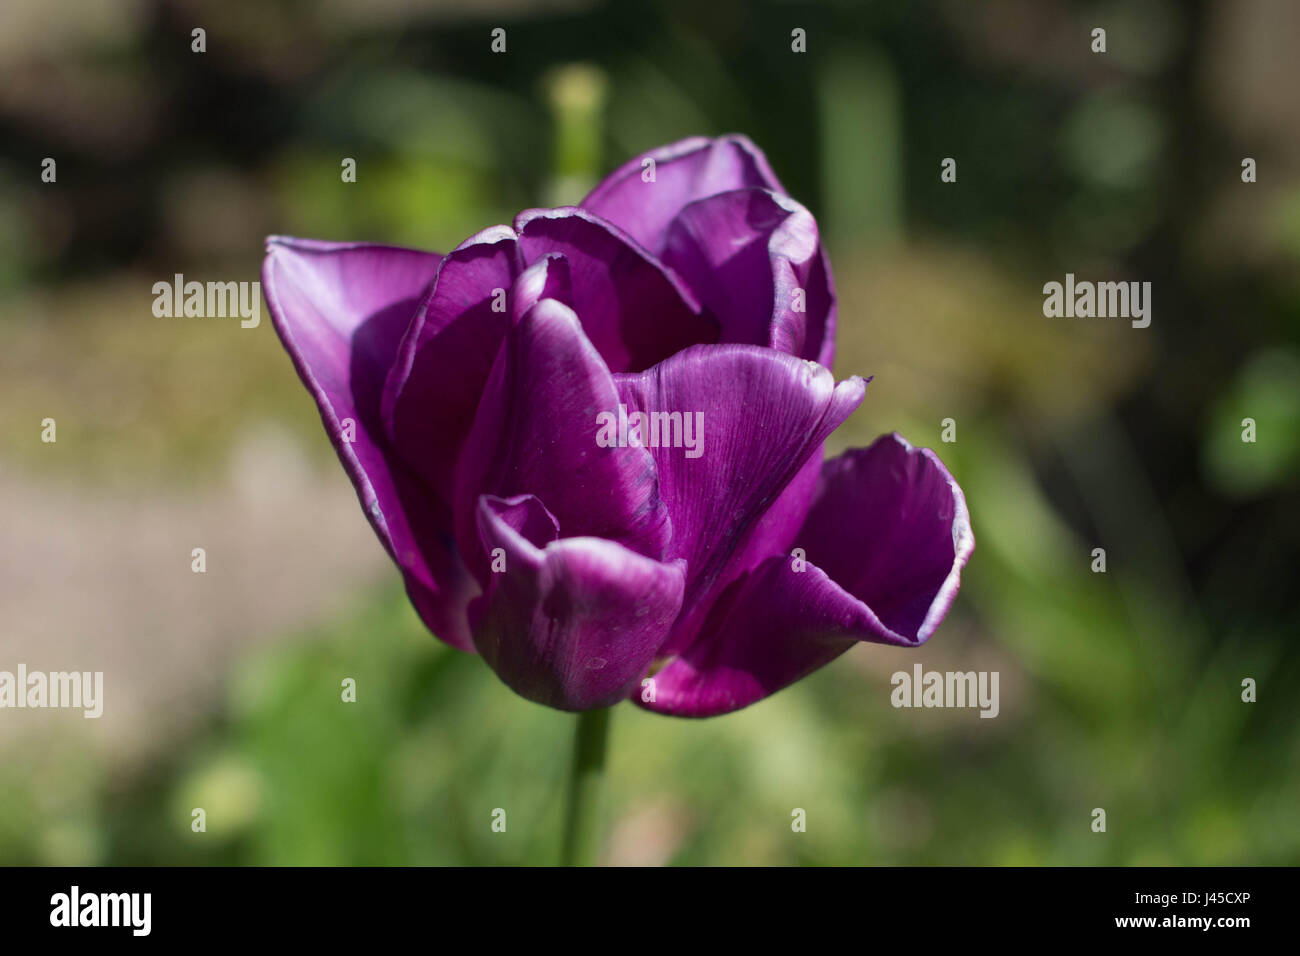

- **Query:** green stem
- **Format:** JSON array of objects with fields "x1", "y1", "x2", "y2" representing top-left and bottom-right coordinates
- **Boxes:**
[{"x1": 559, "y1": 707, "x2": 610, "y2": 866}]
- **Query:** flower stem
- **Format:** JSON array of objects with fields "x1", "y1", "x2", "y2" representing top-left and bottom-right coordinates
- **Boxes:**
[{"x1": 560, "y1": 707, "x2": 610, "y2": 866}]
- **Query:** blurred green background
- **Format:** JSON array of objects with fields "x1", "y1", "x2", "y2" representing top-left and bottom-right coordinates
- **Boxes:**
[{"x1": 1, "y1": 0, "x2": 1297, "y2": 865}]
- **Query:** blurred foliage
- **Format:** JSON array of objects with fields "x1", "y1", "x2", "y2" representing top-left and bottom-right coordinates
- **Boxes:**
[
  {"x1": 2, "y1": 571, "x2": 1295, "y2": 866},
  {"x1": 1, "y1": 0, "x2": 1298, "y2": 865}
]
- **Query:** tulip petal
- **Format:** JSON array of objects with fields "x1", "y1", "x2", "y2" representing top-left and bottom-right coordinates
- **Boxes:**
[
  {"x1": 454, "y1": 297, "x2": 672, "y2": 582},
  {"x1": 614, "y1": 345, "x2": 865, "y2": 653},
  {"x1": 511, "y1": 252, "x2": 573, "y2": 321},
  {"x1": 515, "y1": 206, "x2": 716, "y2": 372},
  {"x1": 470, "y1": 494, "x2": 686, "y2": 711},
  {"x1": 661, "y1": 188, "x2": 836, "y2": 368},
  {"x1": 581, "y1": 134, "x2": 786, "y2": 256},
  {"x1": 380, "y1": 225, "x2": 520, "y2": 503},
  {"x1": 796, "y1": 433, "x2": 976, "y2": 643},
  {"x1": 263, "y1": 236, "x2": 477, "y2": 650},
  {"x1": 638, "y1": 558, "x2": 858, "y2": 717},
  {"x1": 640, "y1": 434, "x2": 974, "y2": 716}
]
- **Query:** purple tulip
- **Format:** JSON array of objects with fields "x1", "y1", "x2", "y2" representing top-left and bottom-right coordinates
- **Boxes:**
[{"x1": 262, "y1": 135, "x2": 974, "y2": 717}]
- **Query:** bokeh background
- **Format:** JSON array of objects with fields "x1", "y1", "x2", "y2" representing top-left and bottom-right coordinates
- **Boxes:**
[{"x1": 1, "y1": 0, "x2": 1297, "y2": 865}]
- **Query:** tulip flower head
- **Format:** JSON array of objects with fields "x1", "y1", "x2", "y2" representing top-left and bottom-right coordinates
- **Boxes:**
[{"x1": 263, "y1": 135, "x2": 974, "y2": 717}]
